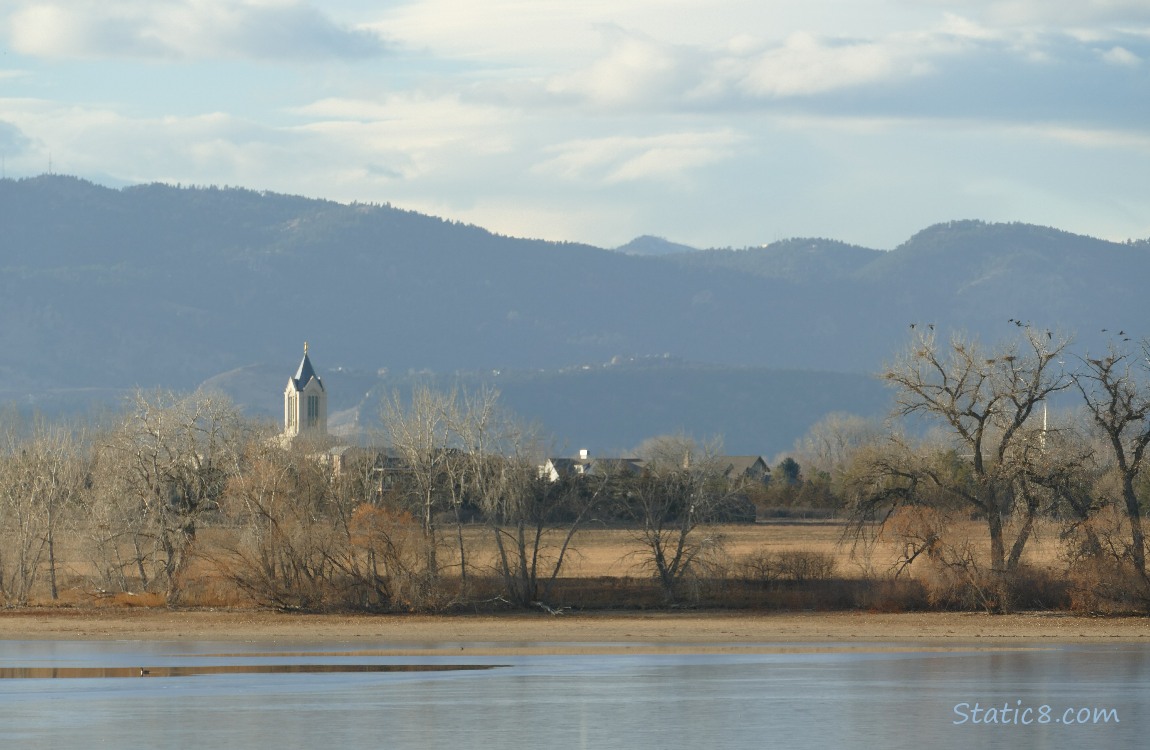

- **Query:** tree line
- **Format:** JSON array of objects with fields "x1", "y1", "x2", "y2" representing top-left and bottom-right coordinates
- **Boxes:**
[
  {"x1": 3, "y1": 325, "x2": 1150, "y2": 614},
  {"x1": 828, "y1": 326, "x2": 1150, "y2": 613},
  {"x1": 0, "y1": 387, "x2": 760, "y2": 611}
]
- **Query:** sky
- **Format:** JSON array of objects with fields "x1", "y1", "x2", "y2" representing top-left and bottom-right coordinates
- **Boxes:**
[{"x1": 1, "y1": 0, "x2": 1148, "y2": 250}]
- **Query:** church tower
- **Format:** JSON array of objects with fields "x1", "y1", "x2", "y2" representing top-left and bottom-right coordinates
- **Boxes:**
[{"x1": 284, "y1": 342, "x2": 327, "y2": 440}]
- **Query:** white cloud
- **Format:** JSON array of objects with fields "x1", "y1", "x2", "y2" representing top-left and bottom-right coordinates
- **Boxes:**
[
  {"x1": 534, "y1": 130, "x2": 746, "y2": 185},
  {"x1": 293, "y1": 93, "x2": 516, "y2": 181},
  {"x1": 0, "y1": 120, "x2": 34, "y2": 154},
  {"x1": 738, "y1": 32, "x2": 904, "y2": 97},
  {"x1": 909, "y1": 0, "x2": 1150, "y2": 27},
  {"x1": 1101, "y1": 45, "x2": 1141, "y2": 65},
  {"x1": 7, "y1": 0, "x2": 386, "y2": 61},
  {"x1": 1010, "y1": 122, "x2": 1150, "y2": 151},
  {"x1": 5, "y1": 1, "x2": 1150, "y2": 250},
  {"x1": 521, "y1": 22, "x2": 980, "y2": 111},
  {"x1": 543, "y1": 27, "x2": 699, "y2": 108}
]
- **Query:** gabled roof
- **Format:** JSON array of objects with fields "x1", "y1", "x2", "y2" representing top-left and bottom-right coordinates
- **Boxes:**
[
  {"x1": 545, "y1": 457, "x2": 592, "y2": 475},
  {"x1": 719, "y1": 455, "x2": 769, "y2": 480},
  {"x1": 543, "y1": 456, "x2": 645, "y2": 479},
  {"x1": 589, "y1": 458, "x2": 645, "y2": 476},
  {"x1": 289, "y1": 350, "x2": 324, "y2": 392}
]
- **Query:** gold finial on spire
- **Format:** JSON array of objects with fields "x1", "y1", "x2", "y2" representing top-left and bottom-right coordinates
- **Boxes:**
[{"x1": 304, "y1": 341, "x2": 309, "y2": 355}]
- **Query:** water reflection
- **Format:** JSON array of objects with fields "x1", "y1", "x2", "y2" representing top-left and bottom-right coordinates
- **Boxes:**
[{"x1": 0, "y1": 663, "x2": 502, "y2": 679}]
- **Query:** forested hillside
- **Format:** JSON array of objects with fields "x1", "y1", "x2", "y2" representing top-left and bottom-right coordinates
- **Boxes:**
[{"x1": 2, "y1": 175, "x2": 1147, "y2": 451}]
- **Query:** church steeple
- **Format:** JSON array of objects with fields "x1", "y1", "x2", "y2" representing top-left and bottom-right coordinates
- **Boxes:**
[{"x1": 284, "y1": 342, "x2": 327, "y2": 439}]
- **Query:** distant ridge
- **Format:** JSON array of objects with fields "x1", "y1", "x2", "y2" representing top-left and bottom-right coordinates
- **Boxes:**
[
  {"x1": 2, "y1": 174, "x2": 1149, "y2": 450},
  {"x1": 615, "y1": 235, "x2": 698, "y2": 256}
]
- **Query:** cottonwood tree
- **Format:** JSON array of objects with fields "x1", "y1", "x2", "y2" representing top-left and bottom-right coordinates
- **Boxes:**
[
  {"x1": 217, "y1": 438, "x2": 352, "y2": 610},
  {"x1": 92, "y1": 390, "x2": 247, "y2": 604},
  {"x1": 1072, "y1": 343, "x2": 1150, "y2": 583},
  {"x1": 0, "y1": 419, "x2": 87, "y2": 604},
  {"x1": 854, "y1": 328, "x2": 1071, "y2": 610},
  {"x1": 468, "y1": 417, "x2": 608, "y2": 609},
  {"x1": 622, "y1": 435, "x2": 740, "y2": 603},
  {"x1": 379, "y1": 384, "x2": 463, "y2": 589},
  {"x1": 794, "y1": 412, "x2": 885, "y2": 485}
]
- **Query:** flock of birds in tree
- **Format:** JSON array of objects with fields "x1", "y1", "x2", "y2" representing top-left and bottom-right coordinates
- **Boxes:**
[{"x1": 908, "y1": 320, "x2": 1136, "y2": 346}]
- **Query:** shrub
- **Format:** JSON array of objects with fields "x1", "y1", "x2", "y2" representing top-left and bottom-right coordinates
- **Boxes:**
[
  {"x1": 774, "y1": 549, "x2": 836, "y2": 582},
  {"x1": 737, "y1": 548, "x2": 836, "y2": 583},
  {"x1": 1066, "y1": 557, "x2": 1149, "y2": 613}
]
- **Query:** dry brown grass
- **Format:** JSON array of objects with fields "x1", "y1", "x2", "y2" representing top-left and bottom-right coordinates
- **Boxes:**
[
  {"x1": 9, "y1": 519, "x2": 1077, "y2": 610},
  {"x1": 561, "y1": 522, "x2": 859, "y2": 578}
]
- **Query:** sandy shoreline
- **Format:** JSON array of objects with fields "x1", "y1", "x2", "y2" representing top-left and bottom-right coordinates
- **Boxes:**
[{"x1": 0, "y1": 609, "x2": 1146, "y2": 653}]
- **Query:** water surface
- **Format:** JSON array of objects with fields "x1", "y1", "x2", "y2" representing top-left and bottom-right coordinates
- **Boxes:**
[{"x1": 0, "y1": 640, "x2": 1144, "y2": 749}]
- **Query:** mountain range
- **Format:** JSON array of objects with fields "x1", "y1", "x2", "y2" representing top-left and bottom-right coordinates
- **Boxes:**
[{"x1": 1, "y1": 175, "x2": 1147, "y2": 455}]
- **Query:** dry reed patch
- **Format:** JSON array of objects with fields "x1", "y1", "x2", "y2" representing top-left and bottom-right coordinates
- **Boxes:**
[{"x1": 560, "y1": 523, "x2": 881, "y2": 579}]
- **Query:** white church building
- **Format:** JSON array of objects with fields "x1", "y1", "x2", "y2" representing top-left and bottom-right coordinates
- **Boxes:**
[{"x1": 283, "y1": 342, "x2": 328, "y2": 442}]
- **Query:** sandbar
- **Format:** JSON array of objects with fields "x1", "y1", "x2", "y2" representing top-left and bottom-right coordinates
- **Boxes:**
[{"x1": 0, "y1": 609, "x2": 1146, "y2": 654}]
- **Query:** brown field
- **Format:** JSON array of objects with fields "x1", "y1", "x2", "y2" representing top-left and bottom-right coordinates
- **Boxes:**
[
  {"x1": 449, "y1": 521, "x2": 871, "y2": 578},
  {"x1": 470, "y1": 519, "x2": 1068, "y2": 579},
  {"x1": 15, "y1": 517, "x2": 1076, "y2": 616},
  {"x1": 561, "y1": 522, "x2": 855, "y2": 577},
  {"x1": 3, "y1": 519, "x2": 1141, "y2": 643}
]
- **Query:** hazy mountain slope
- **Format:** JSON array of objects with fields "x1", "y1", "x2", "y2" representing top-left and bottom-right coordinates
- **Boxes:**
[
  {"x1": 662, "y1": 238, "x2": 883, "y2": 282},
  {"x1": 856, "y1": 220, "x2": 1143, "y2": 338},
  {"x1": 198, "y1": 358, "x2": 891, "y2": 457},
  {"x1": 1, "y1": 176, "x2": 827, "y2": 391},
  {"x1": 3, "y1": 175, "x2": 1150, "y2": 408},
  {"x1": 615, "y1": 235, "x2": 698, "y2": 256}
]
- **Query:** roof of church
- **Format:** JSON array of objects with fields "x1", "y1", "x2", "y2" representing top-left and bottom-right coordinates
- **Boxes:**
[{"x1": 289, "y1": 351, "x2": 324, "y2": 392}]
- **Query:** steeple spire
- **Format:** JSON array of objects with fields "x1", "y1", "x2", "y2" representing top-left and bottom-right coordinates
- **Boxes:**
[{"x1": 284, "y1": 343, "x2": 327, "y2": 439}]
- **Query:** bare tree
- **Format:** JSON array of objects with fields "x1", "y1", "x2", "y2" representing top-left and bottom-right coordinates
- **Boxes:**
[
  {"x1": 0, "y1": 418, "x2": 87, "y2": 604},
  {"x1": 1072, "y1": 343, "x2": 1150, "y2": 582},
  {"x1": 92, "y1": 390, "x2": 247, "y2": 604},
  {"x1": 379, "y1": 384, "x2": 460, "y2": 589},
  {"x1": 473, "y1": 428, "x2": 607, "y2": 609},
  {"x1": 794, "y1": 412, "x2": 885, "y2": 486},
  {"x1": 216, "y1": 438, "x2": 353, "y2": 610},
  {"x1": 855, "y1": 328, "x2": 1071, "y2": 610},
  {"x1": 623, "y1": 435, "x2": 739, "y2": 603}
]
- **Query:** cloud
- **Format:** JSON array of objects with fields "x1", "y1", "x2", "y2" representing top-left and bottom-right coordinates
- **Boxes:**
[
  {"x1": 736, "y1": 32, "x2": 930, "y2": 98},
  {"x1": 0, "y1": 120, "x2": 34, "y2": 154},
  {"x1": 542, "y1": 27, "x2": 707, "y2": 109},
  {"x1": 533, "y1": 130, "x2": 746, "y2": 185},
  {"x1": 1101, "y1": 45, "x2": 1141, "y2": 66},
  {"x1": 502, "y1": 20, "x2": 1006, "y2": 115},
  {"x1": 7, "y1": 0, "x2": 387, "y2": 61},
  {"x1": 908, "y1": 0, "x2": 1150, "y2": 26}
]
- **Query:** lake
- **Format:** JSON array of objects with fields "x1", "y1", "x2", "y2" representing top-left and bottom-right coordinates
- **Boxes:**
[{"x1": 0, "y1": 640, "x2": 1145, "y2": 749}]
